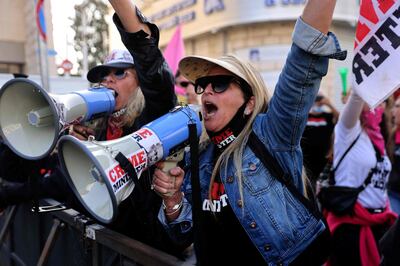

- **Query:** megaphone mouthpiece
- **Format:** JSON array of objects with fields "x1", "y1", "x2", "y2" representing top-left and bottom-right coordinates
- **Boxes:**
[
  {"x1": 90, "y1": 166, "x2": 103, "y2": 183},
  {"x1": 27, "y1": 106, "x2": 54, "y2": 127}
]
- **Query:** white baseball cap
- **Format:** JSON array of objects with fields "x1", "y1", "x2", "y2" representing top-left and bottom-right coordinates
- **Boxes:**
[
  {"x1": 178, "y1": 55, "x2": 250, "y2": 85},
  {"x1": 87, "y1": 49, "x2": 135, "y2": 83}
]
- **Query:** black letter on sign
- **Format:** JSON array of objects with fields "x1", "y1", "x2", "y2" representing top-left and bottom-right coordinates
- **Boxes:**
[
  {"x1": 361, "y1": 36, "x2": 389, "y2": 68},
  {"x1": 376, "y1": 17, "x2": 400, "y2": 49},
  {"x1": 353, "y1": 53, "x2": 374, "y2": 84},
  {"x1": 393, "y1": 5, "x2": 400, "y2": 19}
]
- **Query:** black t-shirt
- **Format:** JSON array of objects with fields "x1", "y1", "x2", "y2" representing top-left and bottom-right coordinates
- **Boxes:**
[
  {"x1": 200, "y1": 177, "x2": 266, "y2": 265},
  {"x1": 301, "y1": 112, "x2": 335, "y2": 181}
]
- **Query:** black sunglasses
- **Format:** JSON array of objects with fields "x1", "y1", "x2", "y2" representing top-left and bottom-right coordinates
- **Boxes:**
[
  {"x1": 194, "y1": 75, "x2": 252, "y2": 97},
  {"x1": 100, "y1": 68, "x2": 128, "y2": 82}
]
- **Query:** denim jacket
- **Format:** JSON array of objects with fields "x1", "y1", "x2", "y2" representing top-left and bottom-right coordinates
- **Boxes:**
[{"x1": 159, "y1": 18, "x2": 345, "y2": 265}]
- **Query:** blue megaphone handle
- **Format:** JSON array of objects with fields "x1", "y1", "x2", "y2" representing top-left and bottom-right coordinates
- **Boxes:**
[
  {"x1": 145, "y1": 106, "x2": 202, "y2": 159},
  {"x1": 74, "y1": 87, "x2": 115, "y2": 120}
]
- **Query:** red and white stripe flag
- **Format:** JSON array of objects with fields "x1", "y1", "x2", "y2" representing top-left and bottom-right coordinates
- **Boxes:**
[
  {"x1": 35, "y1": 0, "x2": 47, "y2": 42},
  {"x1": 352, "y1": 0, "x2": 400, "y2": 108}
]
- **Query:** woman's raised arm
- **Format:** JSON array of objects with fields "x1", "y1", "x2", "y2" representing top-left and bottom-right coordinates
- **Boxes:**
[
  {"x1": 108, "y1": 0, "x2": 151, "y2": 35},
  {"x1": 301, "y1": 0, "x2": 337, "y2": 34}
]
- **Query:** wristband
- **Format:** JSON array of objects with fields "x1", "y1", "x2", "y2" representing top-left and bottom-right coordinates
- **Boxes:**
[{"x1": 162, "y1": 192, "x2": 184, "y2": 215}]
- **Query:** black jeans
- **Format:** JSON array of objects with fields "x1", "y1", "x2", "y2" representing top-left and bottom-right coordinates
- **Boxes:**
[{"x1": 330, "y1": 222, "x2": 390, "y2": 266}]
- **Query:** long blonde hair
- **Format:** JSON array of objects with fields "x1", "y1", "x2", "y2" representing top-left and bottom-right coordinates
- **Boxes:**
[
  {"x1": 207, "y1": 55, "x2": 269, "y2": 202},
  {"x1": 122, "y1": 86, "x2": 145, "y2": 127},
  {"x1": 206, "y1": 55, "x2": 311, "y2": 203}
]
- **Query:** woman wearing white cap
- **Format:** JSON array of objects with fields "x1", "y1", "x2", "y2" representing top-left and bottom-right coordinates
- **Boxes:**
[
  {"x1": 0, "y1": 0, "x2": 181, "y2": 258},
  {"x1": 152, "y1": 0, "x2": 346, "y2": 265},
  {"x1": 68, "y1": 0, "x2": 184, "y2": 257},
  {"x1": 71, "y1": 0, "x2": 177, "y2": 141}
]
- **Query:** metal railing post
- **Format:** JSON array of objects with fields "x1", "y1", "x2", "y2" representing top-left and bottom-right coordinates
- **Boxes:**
[{"x1": 37, "y1": 218, "x2": 63, "y2": 266}]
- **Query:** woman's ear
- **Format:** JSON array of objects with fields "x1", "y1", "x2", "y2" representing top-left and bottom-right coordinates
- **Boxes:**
[{"x1": 244, "y1": 96, "x2": 255, "y2": 115}]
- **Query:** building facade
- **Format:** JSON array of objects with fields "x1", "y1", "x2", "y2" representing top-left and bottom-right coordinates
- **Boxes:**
[
  {"x1": 110, "y1": 0, "x2": 359, "y2": 107},
  {"x1": 0, "y1": 1, "x2": 57, "y2": 76}
]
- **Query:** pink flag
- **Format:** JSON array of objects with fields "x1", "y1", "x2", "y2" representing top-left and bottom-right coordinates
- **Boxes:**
[{"x1": 163, "y1": 25, "x2": 186, "y2": 96}]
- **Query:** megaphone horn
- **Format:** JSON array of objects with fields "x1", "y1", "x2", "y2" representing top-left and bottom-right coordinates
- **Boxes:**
[
  {"x1": 58, "y1": 105, "x2": 202, "y2": 224},
  {"x1": 0, "y1": 78, "x2": 115, "y2": 160}
]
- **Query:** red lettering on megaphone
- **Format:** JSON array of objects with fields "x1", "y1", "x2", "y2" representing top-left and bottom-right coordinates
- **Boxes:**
[
  {"x1": 115, "y1": 165, "x2": 125, "y2": 179},
  {"x1": 108, "y1": 165, "x2": 125, "y2": 183},
  {"x1": 109, "y1": 169, "x2": 117, "y2": 183},
  {"x1": 136, "y1": 128, "x2": 153, "y2": 139},
  {"x1": 107, "y1": 149, "x2": 148, "y2": 184},
  {"x1": 128, "y1": 150, "x2": 146, "y2": 167}
]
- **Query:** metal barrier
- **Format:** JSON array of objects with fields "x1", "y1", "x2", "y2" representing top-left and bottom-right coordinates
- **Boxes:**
[{"x1": 0, "y1": 199, "x2": 194, "y2": 266}]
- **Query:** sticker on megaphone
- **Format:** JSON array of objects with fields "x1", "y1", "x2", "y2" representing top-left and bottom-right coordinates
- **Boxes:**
[{"x1": 58, "y1": 105, "x2": 202, "y2": 224}]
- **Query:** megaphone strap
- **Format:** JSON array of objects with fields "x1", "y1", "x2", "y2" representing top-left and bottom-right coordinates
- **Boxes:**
[{"x1": 115, "y1": 152, "x2": 144, "y2": 199}]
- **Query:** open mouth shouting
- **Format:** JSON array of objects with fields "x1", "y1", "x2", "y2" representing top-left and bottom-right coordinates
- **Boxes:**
[
  {"x1": 203, "y1": 100, "x2": 218, "y2": 121},
  {"x1": 113, "y1": 90, "x2": 119, "y2": 99}
]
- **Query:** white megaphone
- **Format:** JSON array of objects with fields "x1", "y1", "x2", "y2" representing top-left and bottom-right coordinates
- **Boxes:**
[
  {"x1": 58, "y1": 105, "x2": 202, "y2": 224},
  {"x1": 0, "y1": 78, "x2": 115, "y2": 160}
]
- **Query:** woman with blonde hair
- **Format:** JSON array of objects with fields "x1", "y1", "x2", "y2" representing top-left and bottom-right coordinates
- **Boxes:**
[
  {"x1": 0, "y1": 0, "x2": 182, "y2": 257},
  {"x1": 152, "y1": 0, "x2": 345, "y2": 264},
  {"x1": 65, "y1": 0, "x2": 181, "y2": 255}
]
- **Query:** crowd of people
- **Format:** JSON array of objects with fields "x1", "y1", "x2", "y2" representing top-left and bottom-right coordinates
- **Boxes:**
[{"x1": 0, "y1": 0, "x2": 399, "y2": 265}]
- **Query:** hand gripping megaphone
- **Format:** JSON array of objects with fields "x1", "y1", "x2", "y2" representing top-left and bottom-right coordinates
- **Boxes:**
[
  {"x1": 0, "y1": 78, "x2": 115, "y2": 160},
  {"x1": 58, "y1": 105, "x2": 202, "y2": 224}
]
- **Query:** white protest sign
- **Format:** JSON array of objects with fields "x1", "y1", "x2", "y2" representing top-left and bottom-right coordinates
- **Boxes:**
[{"x1": 352, "y1": 0, "x2": 400, "y2": 108}]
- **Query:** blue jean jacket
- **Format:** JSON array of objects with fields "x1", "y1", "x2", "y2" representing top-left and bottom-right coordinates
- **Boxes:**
[{"x1": 159, "y1": 18, "x2": 346, "y2": 265}]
